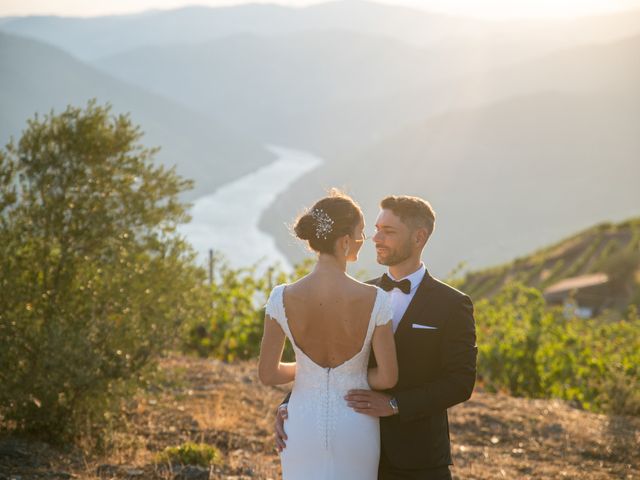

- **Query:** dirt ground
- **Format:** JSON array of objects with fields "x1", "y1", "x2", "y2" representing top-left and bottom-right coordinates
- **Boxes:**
[{"x1": 1, "y1": 354, "x2": 638, "y2": 479}]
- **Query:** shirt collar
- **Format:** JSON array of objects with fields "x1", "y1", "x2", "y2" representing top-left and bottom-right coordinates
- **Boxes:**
[{"x1": 388, "y1": 263, "x2": 426, "y2": 291}]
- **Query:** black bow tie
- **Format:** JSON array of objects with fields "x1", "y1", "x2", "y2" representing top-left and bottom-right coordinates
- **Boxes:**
[{"x1": 380, "y1": 273, "x2": 411, "y2": 294}]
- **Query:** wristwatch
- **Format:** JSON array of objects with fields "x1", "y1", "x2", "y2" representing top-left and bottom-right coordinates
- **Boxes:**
[{"x1": 389, "y1": 397, "x2": 399, "y2": 415}]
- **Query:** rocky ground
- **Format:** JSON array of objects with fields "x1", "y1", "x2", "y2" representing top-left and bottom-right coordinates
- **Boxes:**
[{"x1": 1, "y1": 354, "x2": 638, "y2": 479}]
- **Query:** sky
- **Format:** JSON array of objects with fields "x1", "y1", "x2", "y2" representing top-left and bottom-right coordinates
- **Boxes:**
[{"x1": 2, "y1": 0, "x2": 640, "y2": 19}]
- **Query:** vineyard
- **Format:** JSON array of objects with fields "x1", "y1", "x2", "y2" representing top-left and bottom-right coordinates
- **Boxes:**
[{"x1": 455, "y1": 219, "x2": 640, "y2": 312}]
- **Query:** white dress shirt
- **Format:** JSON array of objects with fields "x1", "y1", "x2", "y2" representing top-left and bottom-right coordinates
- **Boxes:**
[{"x1": 387, "y1": 263, "x2": 426, "y2": 332}]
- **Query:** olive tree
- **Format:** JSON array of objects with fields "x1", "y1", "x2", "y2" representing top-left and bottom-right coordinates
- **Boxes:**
[{"x1": 0, "y1": 101, "x2": 206, "y2": 443}]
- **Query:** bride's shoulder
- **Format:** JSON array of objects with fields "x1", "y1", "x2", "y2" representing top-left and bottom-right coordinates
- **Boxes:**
[
  {"x1": 348, "y1": 279, "x2": 381, "y2": 300},
  {"x1": 269, "y1": 282, "x2": 288, "y2": 292},
  {"x1": 266, "y1": 283, "x2": 289, "y2": 302}
]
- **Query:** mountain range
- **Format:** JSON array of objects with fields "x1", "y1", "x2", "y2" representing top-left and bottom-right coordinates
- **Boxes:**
[
  {"x1": 1, "y1": 1, "x2": 638, "y2": 274},
  {"x1": 0, "y1": 32, "x2": 273, "y2": 199},
  {"x1": 259, "y1": 33, "x2": 640, "y2": 275}
]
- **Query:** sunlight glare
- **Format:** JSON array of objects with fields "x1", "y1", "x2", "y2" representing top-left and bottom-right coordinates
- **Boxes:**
[{"x1": 393, "y1": 0, "x2": 640, "y2": 19}]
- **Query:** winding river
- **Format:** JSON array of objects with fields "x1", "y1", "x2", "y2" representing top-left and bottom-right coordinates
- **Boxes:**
[{"x1": 178, "y1": 145, "x2": 322, "y2": 271}]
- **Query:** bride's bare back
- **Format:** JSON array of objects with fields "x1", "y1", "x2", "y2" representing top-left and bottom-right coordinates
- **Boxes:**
[
  {"x1": 283, "y1": 275, "x2": 378, "y2": 368},
  {"x1": 258, "y1": 191, "x2": 397, "y2": 391}
]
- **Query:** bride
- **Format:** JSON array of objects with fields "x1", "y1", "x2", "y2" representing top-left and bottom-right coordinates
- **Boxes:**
[{"x1": 258, "y1": 190, "x2": 398, "y2": 479}]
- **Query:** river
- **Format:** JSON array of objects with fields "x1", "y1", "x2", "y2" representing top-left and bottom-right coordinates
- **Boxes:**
[{"x1": 178, "y1": 145, "x2": 322, "y2": 271}]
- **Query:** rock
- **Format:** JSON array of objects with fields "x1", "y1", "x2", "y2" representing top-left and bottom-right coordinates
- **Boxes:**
[
  {"x1": 173, "y1": 465, "x2": 210, "y2": 480},
  {"x1": 0, "y1": 444, "x2": 29, "y2": 459},
  {"x1": 46, "y1": 472, "x2": 74, "y2": 479},
  {"x1": 96, "y1": 464, "x2": 119, "y2": 477},
  {"x1": 543, "y1": 423, "x2": 564, "y2": 435}
]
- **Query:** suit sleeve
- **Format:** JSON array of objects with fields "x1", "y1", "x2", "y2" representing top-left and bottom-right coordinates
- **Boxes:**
[{"x1": 394, "y1": 294, "x2": 477, "y2": 422}]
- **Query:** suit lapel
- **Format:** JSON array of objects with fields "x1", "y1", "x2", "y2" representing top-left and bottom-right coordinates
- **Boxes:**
[
  {"x1": 370, "y1": 270, "x2": 439, "y2": 338},
  {"x1": 394, "y1": 270, "x2": 438, "y2": 338}
]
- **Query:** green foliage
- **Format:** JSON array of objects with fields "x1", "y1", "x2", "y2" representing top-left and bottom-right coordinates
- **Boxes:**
[
  {"x1": 563, "y1": 233, "x2": 603, "y2": 278},
  {"x1": 185, "y1": 253, "x2": 313, "y2": 362},
  {"x1": 540, "y1": 259, "x2": 565, "y2": 288},
  {"x1": 477, "y1": 283, "x2": 640, "y2": 415},
  {"x1": 476, "y1": 284, "x2": 549, "y2": 396},
  {"x1": 157, "y1": 442, "x2": 222, "y2": 467},
  {"x1": 600, "y1": 249, "x2": 640, "y2": 287},
  {"x1": 0, "y1": 101, "x2": 208, "y2": 444},
  {"x1": 456, "y1": 217, "x2": 640, "y2": 312},
  {"x1": 592, "y1": 239, "x2": 621, "y2": 271}
]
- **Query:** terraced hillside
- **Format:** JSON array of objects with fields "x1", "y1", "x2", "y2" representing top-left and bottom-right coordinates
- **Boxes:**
[{"x1": 455, "y1": 218, "x2": 640, "y2": 311}]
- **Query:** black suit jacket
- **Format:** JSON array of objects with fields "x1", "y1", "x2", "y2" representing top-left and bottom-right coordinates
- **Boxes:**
[{"x1": 370, "y1": 271, "x2": 477, "y2": 470}]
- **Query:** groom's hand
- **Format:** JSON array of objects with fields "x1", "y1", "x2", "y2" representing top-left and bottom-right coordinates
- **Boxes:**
[
  {"x1": 274, "y1": 404, "x2": 288, "y2": 451},
  {"x1": 345, "y1": 390, "x2": 394, "y2": 417}
]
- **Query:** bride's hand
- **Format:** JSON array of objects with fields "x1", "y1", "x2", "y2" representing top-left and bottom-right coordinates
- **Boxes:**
[{"x1": 274, "y1": 404, "x2": 288, "y2": 451}]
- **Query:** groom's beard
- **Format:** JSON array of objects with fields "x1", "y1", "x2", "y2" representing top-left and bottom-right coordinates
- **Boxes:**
[{"x1": 376, "y1": 239, "x2": 413, "y2": 267}]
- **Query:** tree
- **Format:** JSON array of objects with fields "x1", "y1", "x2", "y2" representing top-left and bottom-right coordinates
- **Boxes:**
[{"x1": 0, "y1": 101, "x2": 206, "y2": 443}]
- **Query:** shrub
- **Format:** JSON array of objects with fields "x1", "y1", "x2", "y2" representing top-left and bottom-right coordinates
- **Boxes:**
[
  {"x1": 157, "y1": 442, "x2": 222, "y2": 467},
  {"x1": 185, "y1": 253, "x2": 312, "y2": 362},
  {"x1": 476, "y1": 283, "x2": 640, "y2": 415},
  {"x1": 475, "y1": 284, "x2": 550, "y2": 397},
  {"x1": 0, "y1": 102, "x2": 207, "y2": 444}
]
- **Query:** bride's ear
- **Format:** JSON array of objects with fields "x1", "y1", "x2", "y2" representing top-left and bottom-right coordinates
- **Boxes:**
[{"x1": 337, "y1": 234, "x2": 350, "y2": 257}]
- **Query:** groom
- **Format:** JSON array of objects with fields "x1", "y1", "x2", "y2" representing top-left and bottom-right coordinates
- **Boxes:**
[{"x1": 275, "y1": 195, "x2": 477, "y2": 480}]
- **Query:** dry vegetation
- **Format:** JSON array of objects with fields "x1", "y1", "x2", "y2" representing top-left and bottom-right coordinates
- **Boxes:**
[{"x1": 1, "y1": 354, "x2": 638, "y2": 480}]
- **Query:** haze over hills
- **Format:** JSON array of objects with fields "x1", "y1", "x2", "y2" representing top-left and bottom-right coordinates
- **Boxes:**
[
  {"x1": 260, "y1": 34, "x2": 640, "y2": 275},
  {"x1": 261, "y1": 89, "x2": 640, "y2": 276},
  {"x1": 1, "y1": 1, "x2": 639, "y2": 274},
  {"x1": 0, "y1": 2, "x2": 485, "y2": 60},
  {"x1": 0, "y1": 1, "x2": 480, "y2": 60},
  {"x1": 92, "y1": 29, "x2": 463, "y2": 156},
  {"x1": 0, "y1": 32, "x2": 273, "y2": 199},
  {"x1": 90, "y1": 28, "x2": 640, "y2": 162},
  {"x1": 3, "y1": 1, "x2": 640, "y2": 62}
]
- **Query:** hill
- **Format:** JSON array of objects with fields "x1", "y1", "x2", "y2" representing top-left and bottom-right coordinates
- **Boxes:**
[
  {"x1": 259, "y1": 34, "x2": 640, "y2": 277},
  {"x1": 3, "y1": 2, "x2": 640, "y2": 61},
  {"x1": 90, "y1": 24, "x2": 640, "y2": 161},
  {"x1": 0, "y1": 32, "x2": 273, "y2": 199},
  {"x1": 261, "y1": 89, "x2": 640, "y2": 276},
  {"x1": 0, "y1": 354, "x2": 638, "y2": 479},
  {"x1": 0, "y1": 2, "x2": 488, "y2": 60},
  {"x1": 455, "y1": 218, "x2": 640, "y2": 309},
  {"x1": 2, "y1": 6, "x2": 639, "y2": 274},
  {"x1": 91, "y1": 29, "x2": 463, "y2": 155}
]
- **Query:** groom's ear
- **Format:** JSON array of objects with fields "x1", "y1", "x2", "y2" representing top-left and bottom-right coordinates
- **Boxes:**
[{"x1": 414, "y1": 227, "x2": 428, "y2": 247}]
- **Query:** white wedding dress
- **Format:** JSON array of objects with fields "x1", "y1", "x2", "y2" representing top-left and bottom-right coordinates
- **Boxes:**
[{"x1": 265, "y1": 284, "x2": 393, "y2": 480}]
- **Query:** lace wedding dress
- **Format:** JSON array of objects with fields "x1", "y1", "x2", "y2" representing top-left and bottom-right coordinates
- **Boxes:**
[{"x1": 265, "y1": 284, "x2": 393, "y2": 480}]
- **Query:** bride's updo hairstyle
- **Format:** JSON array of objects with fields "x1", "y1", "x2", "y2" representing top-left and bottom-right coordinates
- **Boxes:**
[{"x1": 294, "y1": 189, "x2": 363, "y2": 255}]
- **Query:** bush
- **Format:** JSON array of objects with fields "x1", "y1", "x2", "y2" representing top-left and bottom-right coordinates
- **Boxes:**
[
  {"x1": 475, "y1": 284, "x2": 550, "y2": 397},
  {"x1": 0, "y1": 102, "x2": 208, "y2": 444},
  {"x1": 157, "y1": 442, "x2": 222, "y2": 467},
  {"x1": 476, "y1": 283, "x2": 640, "y2": 415},
  {"x1": 185, "y1": 253, "x2": 312, "y2": 362}
]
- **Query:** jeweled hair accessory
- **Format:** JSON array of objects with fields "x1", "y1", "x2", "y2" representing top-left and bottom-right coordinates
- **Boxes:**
[{"x1": 311, "y1": 208, "x2": 334, "y2": 239}]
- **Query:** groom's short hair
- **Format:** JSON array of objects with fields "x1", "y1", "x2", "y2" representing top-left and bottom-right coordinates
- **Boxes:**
[{"x1": 380, "y1": 195, "x2": 435, "y2": 236}]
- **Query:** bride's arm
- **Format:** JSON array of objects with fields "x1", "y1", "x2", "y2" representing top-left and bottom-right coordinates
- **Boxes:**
[
  {"x1": 258, "y1": 314, "x2": 296, "y2": 386},
  {"x1": 367, "y1": 322, "x2": 398, "y2": 390}
]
